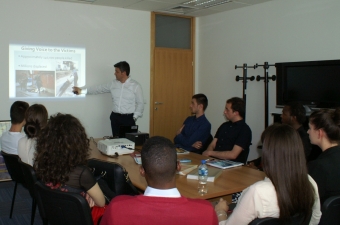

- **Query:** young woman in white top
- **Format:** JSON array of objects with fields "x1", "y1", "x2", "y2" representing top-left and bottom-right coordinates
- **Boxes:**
[
  {"x1": 216, "y1": 124, "x2": 321, "y2": 225},
  {"x1": 18, "y1": 104, "x2": 48, "y2": 166}
]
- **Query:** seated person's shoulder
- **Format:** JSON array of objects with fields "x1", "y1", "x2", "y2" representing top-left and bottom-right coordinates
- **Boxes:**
[
  {"x1": 111, "y1": 195, "x2": 135, "y2": 204},
  {"x1": 244, "y1": 178, "x2": 276, "y2": 199}
]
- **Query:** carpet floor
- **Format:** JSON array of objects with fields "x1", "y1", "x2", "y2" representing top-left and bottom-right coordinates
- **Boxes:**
[{"x1": 0, "y1": 181, "x2": 43, "y2": 225}]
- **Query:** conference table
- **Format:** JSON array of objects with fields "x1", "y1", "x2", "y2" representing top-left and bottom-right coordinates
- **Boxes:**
[{"x1": 89, "y1": 138, "x2": 265, "y2": 200}]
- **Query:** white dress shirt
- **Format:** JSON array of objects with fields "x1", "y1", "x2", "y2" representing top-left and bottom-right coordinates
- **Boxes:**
[
  {"x1": 219, "y1": 176, "x2": 321, "y2": 225},
  {"x1": 84, "y1": 77, "x2": 144, "y2": 118}
]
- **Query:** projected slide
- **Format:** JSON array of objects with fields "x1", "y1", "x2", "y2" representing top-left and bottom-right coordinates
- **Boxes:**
[{"x1": 9, "y1": 44, "x2": 85, "y2": 98}]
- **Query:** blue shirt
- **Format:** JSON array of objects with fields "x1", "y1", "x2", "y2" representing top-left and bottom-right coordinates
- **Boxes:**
[{"x1": 174, "y1": 115, "x2": 211, "y2": 151}]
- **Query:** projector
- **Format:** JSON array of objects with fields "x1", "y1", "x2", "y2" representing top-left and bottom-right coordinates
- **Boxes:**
[{"x1": 97, "y1": 138, "x2": 135, "y2": 155}]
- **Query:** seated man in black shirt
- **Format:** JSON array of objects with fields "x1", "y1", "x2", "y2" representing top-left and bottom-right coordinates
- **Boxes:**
[
  {"x1": 281, "y1": 102, "x2": 312, "y2": 159},
  {"x1": 202, "y1": 97, "x2": 252, "y2": 164}
]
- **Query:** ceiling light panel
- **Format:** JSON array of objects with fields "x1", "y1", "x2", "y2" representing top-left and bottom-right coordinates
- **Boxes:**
[{"x1": 181, "y1": 0, "x2": 232, "y2": 9}]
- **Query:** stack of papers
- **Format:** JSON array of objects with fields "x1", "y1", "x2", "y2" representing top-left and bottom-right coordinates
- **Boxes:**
[
  {"x1": 177, "y1": 164, "x2": 198, "y2": 176},
  {"x1": 176, "y1": 148, "x2": 190, "y2": 154}
]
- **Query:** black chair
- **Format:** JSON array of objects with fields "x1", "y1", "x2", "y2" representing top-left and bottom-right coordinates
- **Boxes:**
[
  {"x1": 35, "y1": 181, "x2": 94, "y2": 225},
  {"x1": 87, "y1": 158, "x2": 139, "y2": 196},
  {"x1": 319, "y1": 195, "x2": 340, "y2": 225},
  {"x1": 248, "y1": 213, "x2": 311, "y2": 225},
  {"x1": 1, "y1": 151, "x2": 27, "y2": 218},
  {"x1": 18, "y1": 159, "x2": 44, "y2": 225},
  {"x1": 249, "y1": 217, "x2": 280, "y2": 225}
]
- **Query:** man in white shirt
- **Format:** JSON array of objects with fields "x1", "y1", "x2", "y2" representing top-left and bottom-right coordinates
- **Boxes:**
[
  {"x1": 72, "y1": 61, "x2": 144, "y2": 137},
  {"x1": 0, "y1": 101, "x2": 29, "y2": 154}
]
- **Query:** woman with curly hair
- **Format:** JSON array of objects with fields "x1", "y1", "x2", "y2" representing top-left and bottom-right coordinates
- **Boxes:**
[
  {"x1": 18, "y1": 104, "x2": 48, "y2": 166},
  {"x1": 34, "y1": 113, "x2": 105, "y2": 208}
]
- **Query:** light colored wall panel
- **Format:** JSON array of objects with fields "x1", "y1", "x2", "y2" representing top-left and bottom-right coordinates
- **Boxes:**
[
  {"x1": 0, "y1": 0, "x2": 150, "y2": 138},
  {"x1": 196, "y1": 0, "x2": 340, "y2": 160}
]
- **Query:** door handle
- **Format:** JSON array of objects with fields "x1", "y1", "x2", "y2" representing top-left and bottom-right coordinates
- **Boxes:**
[{"x1": 155, "y1": 102, "x2": 163, "y2": 105}]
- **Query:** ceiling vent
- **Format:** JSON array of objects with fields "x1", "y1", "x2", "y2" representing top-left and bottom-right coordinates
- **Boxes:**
[{"x1": 165, "y1": 5, "x2": 198, "y2": 14}]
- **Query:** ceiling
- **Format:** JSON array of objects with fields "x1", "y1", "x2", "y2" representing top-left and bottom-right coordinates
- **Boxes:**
[{"x1": 53, "y1": 0, "x2": 273, "y2": 17}]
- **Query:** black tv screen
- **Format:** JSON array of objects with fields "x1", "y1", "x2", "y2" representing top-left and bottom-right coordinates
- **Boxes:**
[{"x1": 276, "y1": 59, "x2": 340, "y2": 109}]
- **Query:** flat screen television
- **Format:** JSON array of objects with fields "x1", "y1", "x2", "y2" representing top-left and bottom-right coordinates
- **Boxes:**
[{"x1": 276, "y1": 59, "x2": 340, "y2": 109}]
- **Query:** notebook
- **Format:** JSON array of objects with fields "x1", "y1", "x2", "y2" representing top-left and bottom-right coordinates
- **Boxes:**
[
  {"x1": 119, "y1": 125, "x2": 138, "y2": 138},
  {"x1": 207, "y1": 159, "x2": 243, "y2": 169},
  {"x1": 186, "y1": 167, "x2": 222, "y2": 182}
]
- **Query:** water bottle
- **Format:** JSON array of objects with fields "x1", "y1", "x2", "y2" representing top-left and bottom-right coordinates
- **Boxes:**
[{"x1": 198, "y1": 160, "x2": 208, "y2": 194}]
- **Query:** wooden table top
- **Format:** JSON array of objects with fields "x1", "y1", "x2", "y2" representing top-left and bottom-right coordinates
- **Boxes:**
[{"x1": 89, "y1": 139, "x2": 265, "y2": 200}]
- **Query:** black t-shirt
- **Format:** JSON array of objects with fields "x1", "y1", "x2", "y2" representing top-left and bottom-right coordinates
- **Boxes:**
[
  {"x1": 214, "y1": 120, "x2": 252, "y2": 163},
  {"x1": 308, "y1": 146, "x2": 340, "y2": 204}
]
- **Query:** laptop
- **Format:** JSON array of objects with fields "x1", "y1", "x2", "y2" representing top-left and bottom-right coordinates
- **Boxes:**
[{"x1": 118, "y1": 125, "x2": 138, "y2": 138}]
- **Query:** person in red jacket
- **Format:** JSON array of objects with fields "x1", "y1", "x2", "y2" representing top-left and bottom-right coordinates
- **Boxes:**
[{"x1": 100, "y1": 136, "x2": 218, "y2": 225}]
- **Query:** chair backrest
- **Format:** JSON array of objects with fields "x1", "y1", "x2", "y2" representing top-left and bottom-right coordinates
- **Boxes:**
[
  {"x1": 87, "y1": 158, "x2": 139, "y2": 196},
  {"x1": 319, "y1": 195, "x2": 340, "y2": 225},
  {"x1": 233, "y1": 142, "x2": 252, "y2": 164},
  {"x1": 248, "y1": 217, "x2": 280, "y2": 225},
  {"x1": 1, "y1": 151, "x2": 26, "y2": 185},
  {"x1": 34, "y1": 181, "x2": 93, "y2": 225},
  {"x1": 249, "y1": 213, "x2": 311, "y2": 225},
  {"x1": 18, "y1": 159, "x2": 37, "y2": 198}
]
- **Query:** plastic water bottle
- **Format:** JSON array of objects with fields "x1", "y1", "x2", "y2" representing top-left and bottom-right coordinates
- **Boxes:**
[{"x1": 198, "y1": 160, "x2": 208, "y2": 194}]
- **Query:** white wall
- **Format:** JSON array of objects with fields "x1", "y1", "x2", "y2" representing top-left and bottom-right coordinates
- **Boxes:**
[
  {"x1": 2, "y1": 0, "x2": 339, "y2": 158},
  {"x1": 196, "y1": 0, "x2": 340, "y2": 160},
  {"x1": 0, "y1": 0, "x2": 150, "y2": 137}
]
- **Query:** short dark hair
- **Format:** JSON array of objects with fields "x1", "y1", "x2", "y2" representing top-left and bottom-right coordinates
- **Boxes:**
[
  {"x1": 114, "y1": 61, "x2": 130, "y2": 76},
  {"x1": 24, "y1": 104, "x2": 48, "y2": 138},
  {"x1": 10, "y1": 101, "x2": 29, "y2": 124},
  {"x1": 309, "y1": 108, "x2": 340, "y2": 142},
  {"x1": 286, "y1": 102, "x2": 306, "y2": 124},
  {"x1": 227, "y1": 97, "x2": 245, "y2": 119},
  {"x1": 192, "y1": 94, "x2": 208, "y2": 111},
  {"x1": 141, "y1": 136, "x2": 177, "y2": 184}
]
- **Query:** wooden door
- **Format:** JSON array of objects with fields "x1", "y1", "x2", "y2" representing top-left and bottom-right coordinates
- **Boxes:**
[{"x1": 150, "y1": 13, "x2": 195, "y2": 140}]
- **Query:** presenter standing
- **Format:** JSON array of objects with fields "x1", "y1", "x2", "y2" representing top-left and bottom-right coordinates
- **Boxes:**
[{"x1": 73, "y1": 61, "x2": 144, "y2": 137}]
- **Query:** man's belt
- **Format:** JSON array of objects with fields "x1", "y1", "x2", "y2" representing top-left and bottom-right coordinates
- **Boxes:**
[{"x1": 112, "y1": 112, "x2": 133, "y2": 116}]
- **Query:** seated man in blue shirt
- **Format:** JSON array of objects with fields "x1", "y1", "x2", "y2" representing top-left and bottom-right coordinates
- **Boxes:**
[
  {"x1": 174, "y1": 94, "x2": 211, "y2": 153},
  {"x1": 202, "y1": 97, "x2": 252, "y2": 163}
]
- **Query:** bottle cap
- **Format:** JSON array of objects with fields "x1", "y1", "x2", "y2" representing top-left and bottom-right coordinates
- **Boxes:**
[{"x1": 201, "y1": 160, "x2": 206, "y2": 164}]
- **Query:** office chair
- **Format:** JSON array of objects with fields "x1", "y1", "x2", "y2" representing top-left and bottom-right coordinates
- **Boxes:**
[
  {"x1": 18, "y1": 159, "x2": 44, "y2": 225},
  {"x1": 1, "y1": 151, "x2": 27, "y2": 218},
  {"x1": 88, "y1": 158, "x2": 139, "y2": 196},
  {"x1": 35, "y1": 181, "x2": 93, "y2": 225},
  {"x1": 248, "y1": 213, "x2": 311, "y2": 225},
  {"x1": 319, "y1": 195, "x2": 340, "y2": 225}
]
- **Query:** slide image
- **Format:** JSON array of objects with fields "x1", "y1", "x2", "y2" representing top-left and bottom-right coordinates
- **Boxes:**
[
  {"x1": 9, "y1": 44, "x2": 85, "y2": 99},
  {"x1": 15, "y1": 70, "x2": 55, "y2": 97}
]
